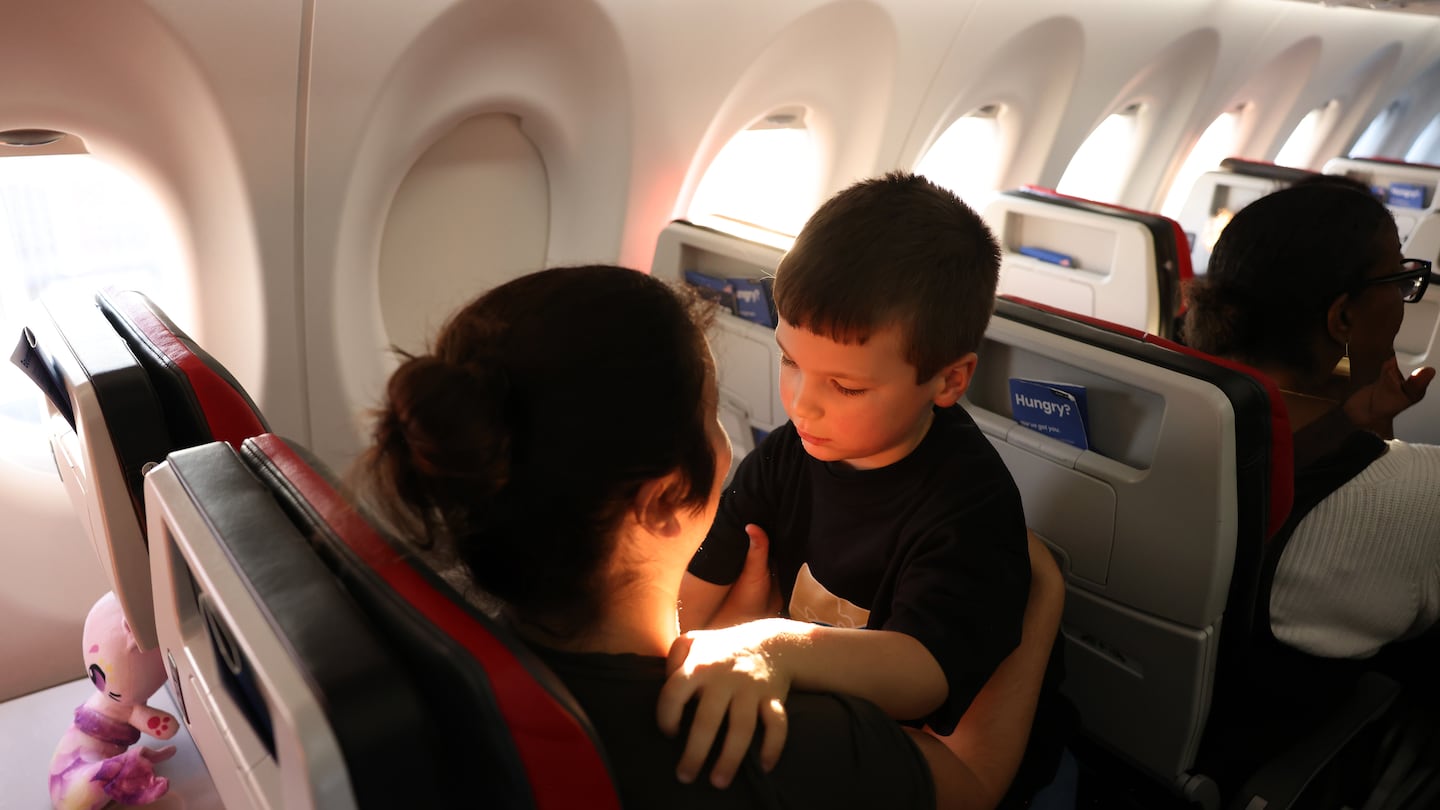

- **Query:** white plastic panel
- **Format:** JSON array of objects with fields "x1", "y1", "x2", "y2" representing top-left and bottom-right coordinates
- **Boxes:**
[
  {"x1": 967, "y1": 312, "x2": 1244, "y2": 784},
  {"x1": 652, "y1": 222, "x2": 788, "y2": 442},
  {"x1": 983, "y1": 195, "x2": 1163, "y2": 333},
  {"x1": 148, "y1": 461, "x2": 355, "y2": 810},
  {"x1": 1174, "y1": 170, "x2": 1286, "y2": 277},
  {"x1": 24, "y1": 294, "x2": 162, "y2": 653}
]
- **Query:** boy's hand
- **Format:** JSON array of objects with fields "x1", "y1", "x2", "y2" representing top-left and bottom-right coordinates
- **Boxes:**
[
  {"x1": 658, "y1": 620, "x2": 793, "y2": 789},
  {"x1": 1344, "y1": 357, "x2": 1434, "y2": 436},
  {"x1": 707, "y1": 525, "x2": 783, "y2": 628}
]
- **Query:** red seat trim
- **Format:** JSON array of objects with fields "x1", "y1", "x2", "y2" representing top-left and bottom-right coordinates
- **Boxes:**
[
  {"x1": 108, "y1": 291, "x2": 267, "y2": 448},
  {"x1": 249, "y1": 434, "x2": 621, "y2": 810}
]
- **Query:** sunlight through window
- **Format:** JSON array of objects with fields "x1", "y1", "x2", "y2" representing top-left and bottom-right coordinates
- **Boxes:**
[
  {"x1": 688, "y1": 109, "x2": 819, "y2": 246},
  {"x1": 1406, "y1": 114, "x2": 1440, "y2": 165},
  {"x1": 1275, "y1": 101, "x2": 1336, "y2": 168},
  {"x1": 1351, "y1": 100, "x2": 1405, "y2": 160},
  {"x1": 0, "y1": 152, "x2": 188, "y2": 469},
  {"x1": 1057, "y1": 104, "x2": 1142, "y2": 203},
  {"x1": 1161, "y1": 109, "x2": 1241, "y2": 219},
  {"x1": 916, "y1": 106, "x2": 1003, "y2": 211}
]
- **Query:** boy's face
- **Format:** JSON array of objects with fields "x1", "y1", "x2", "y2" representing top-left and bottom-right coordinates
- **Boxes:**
[{"x1": 775, "y1": 318, "x2": 970, "y2": 470}]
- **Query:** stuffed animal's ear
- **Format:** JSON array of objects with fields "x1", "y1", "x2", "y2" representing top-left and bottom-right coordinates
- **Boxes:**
[{"x1": 122, "y1": 617, "x2": 141, "y2": 653}]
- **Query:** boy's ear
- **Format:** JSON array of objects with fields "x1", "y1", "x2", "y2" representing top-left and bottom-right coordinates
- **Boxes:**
[
  {"x1": 932, "y1": 352, "x2": 979, "y2": 407},
  {"x1": 632, "y1": 472, "x2": 684, "y2": 539}
]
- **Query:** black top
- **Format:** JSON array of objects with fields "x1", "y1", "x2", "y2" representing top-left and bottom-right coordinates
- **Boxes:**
[
  {"x1": 688, "y1": 404, "x2": 1030, "y2": 734},
  {"x1": 534, "y1": 646, "x2": 935, "y2": 810}
]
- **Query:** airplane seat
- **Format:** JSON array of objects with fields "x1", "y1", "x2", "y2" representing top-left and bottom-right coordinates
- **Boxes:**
[
  {"x1": 980, "y1": 186, "x2": 1190, "y2": 340},
  {"x1": 968, "y1": 296, "x2": 1396, "y2": 809},
  {"x1": 1174, "y1": 157, "x2": 1318, "y2": 279},
  {"x1": 146, "y1": 433, "x2": 621, "y2": 809},
  {"x1": 650, "y1": 220, "x2": 787, "y2": 473},
  {"x1": 12, "y1": 287, "x2": 269, "y2": 652},
  {"x1": 1322, "y1": 157, "x2": 1440, "y2": 446},
  {"x1": 96, "y1": 287, "x2": 269, "y2": 449}
]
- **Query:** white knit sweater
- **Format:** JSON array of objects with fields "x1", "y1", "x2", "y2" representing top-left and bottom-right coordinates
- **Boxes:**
[{"x1": 1270, "y1": 440, "x2": 1440, "y2": 659}]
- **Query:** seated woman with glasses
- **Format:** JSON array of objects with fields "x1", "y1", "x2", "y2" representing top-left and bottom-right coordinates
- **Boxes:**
[{"x1": 1183, "y1": 181, "x2": 1440, "y2": 677}]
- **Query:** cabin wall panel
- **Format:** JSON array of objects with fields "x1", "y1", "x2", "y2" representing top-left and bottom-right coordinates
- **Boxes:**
[
  {"x1": 304, "y1": 0, "x2": 630, "y2": 468},
  {"x1": 0, "y1": 0, "x2": 302, "y2": 696}
]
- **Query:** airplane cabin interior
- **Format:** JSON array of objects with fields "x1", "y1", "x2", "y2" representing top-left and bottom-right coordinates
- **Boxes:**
[{"x1": 2, "y1": 0, "x2": 1439, "y2": 808}]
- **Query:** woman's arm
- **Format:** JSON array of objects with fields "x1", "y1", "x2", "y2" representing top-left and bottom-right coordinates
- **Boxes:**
[{"x1": 923, "y1": 530, "x2": 1066, "y2": 808}]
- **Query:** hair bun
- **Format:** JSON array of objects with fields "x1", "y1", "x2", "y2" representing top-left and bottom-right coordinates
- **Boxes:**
[{"x1": 377, "y1": 353, "x2": 513, "y2": 513}]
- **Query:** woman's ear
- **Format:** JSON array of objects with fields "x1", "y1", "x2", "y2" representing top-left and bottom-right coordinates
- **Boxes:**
[
  {"x1": 632, "y1": 473, "x2": 684, "y2": 539},
  {"x1": 1326, "y1": 293, "x2": 1352, "y2": 347},
  {"x1": 933, "y1": 352, "x2": 979, "y2": 407}
]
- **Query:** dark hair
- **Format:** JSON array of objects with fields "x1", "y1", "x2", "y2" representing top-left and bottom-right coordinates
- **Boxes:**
[
  {"x1": 1183, "y1": 183, "x2": 1394, "y2": 371},
  {"x1": 355, "y1": 265, "x2": 717, "y2": 637},
  {"x1": 773, "y1": 171, "x2": 1002, "y2": 382}
]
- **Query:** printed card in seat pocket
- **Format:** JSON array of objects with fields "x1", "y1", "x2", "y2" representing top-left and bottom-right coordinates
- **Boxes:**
[{"x1": 1009, "y1": 378, "x2": 1091, "y2": 450}]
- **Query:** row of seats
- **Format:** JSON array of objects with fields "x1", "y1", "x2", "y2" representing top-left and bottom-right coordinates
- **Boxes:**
[
  {"x1": 650, "y1": 179, "x2": 1424, "y2": 807},
  {"x1": 21, "y1": 288, "x2": 622, "y2": 809},
  {"x1": 971, "y1": 296, "x2": 1399, "y2": 808}
]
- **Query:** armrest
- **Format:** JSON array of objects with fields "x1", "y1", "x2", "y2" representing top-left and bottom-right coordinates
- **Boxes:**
[{"x1": 1227, "y1": 670, "x2": 1400, "y2": 810}]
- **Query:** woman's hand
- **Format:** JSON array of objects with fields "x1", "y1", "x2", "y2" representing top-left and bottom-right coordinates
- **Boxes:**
[
  {"x1": 1343, "y1": 357, "x2": 1435, "y2": 437},
  {"x1": 657, "y1": 619, "x2": 797, "y2": 789}
]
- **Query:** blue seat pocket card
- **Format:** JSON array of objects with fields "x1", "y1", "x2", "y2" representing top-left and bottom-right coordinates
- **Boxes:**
[
  {"x1": 729, "y1": 276, "x2": 777, "y2": 328},
  {"x1": 1386, "y1": 182, "x2": 1426, "y2": 210},
  {"x1": 1009, "y1": 378, "x2": 1090, "y2": 450},
  {"x1": 684, "y1": 269, "x2": 737, "y2": 313}
]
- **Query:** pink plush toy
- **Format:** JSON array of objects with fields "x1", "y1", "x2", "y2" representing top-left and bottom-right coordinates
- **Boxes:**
[{"x1": 49, "y1": 591, "x2": 179, "y2": 810}]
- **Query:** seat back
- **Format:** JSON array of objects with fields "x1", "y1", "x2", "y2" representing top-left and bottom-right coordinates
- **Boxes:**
[
  {"x1": 146, "y1": 440, "x2": 436, "y2": 809},
  {"x1": 1173, "y1": 158, "x2": 1317, "y2": 277},
  {"x1": 1323, "y1": 157, "x2": 1440, "y2": 445},
  {"x1": 147, "y1": 434, "x2": 621, "y2": 809},
  {"x1": 981, "y1": 187, "x2": 1191, "y2": 338},
  {"x1": 651, "y1": 220, "x2": 787, "y2": 476},
  {"x1": 12, "y1": 287, "x2": 267, "y2": 650},
  {"x1": 963, "y1": 296, "x2": 1292, "y2": 800}
]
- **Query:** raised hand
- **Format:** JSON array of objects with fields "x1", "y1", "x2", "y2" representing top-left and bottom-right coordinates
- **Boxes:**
[{"x1": 1344, "y1": 356, "x2": 1435, "y2": 437}]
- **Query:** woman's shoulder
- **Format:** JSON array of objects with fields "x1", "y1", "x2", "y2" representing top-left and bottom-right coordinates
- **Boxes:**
[
  {"x1": 534, "y1": 649, "x2": 934, "y2": 810},
  {"x1": 765, "y1": 691, "x2": 935, "y2": 809}
]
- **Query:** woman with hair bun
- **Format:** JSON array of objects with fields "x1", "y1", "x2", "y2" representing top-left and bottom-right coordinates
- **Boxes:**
[{"x1": 354, "y1": 264, "x2": 1063, "y2": 810}]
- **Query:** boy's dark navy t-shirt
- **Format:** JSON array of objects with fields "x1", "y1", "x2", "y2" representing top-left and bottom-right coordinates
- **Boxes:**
[{"x1": 687, "y1": 403, "x2": 1030, "y2": 734}]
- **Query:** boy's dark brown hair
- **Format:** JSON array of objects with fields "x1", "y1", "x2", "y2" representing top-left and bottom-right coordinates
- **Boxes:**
[{"x1": 773, "y1": 171, "x2": 1001, "y2": 382}]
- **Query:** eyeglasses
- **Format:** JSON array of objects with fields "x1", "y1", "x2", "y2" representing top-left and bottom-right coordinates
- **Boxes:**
[{"x1": 1360, "y1": 258, "x2": 1438, "y2": 303}]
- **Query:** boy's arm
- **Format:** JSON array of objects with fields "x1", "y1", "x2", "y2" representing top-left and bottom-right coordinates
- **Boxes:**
[
  {"x1": 658, "y1": 615, "x2": 947, "y2": 788},
  {"x1": 680, "y1": 524, "x2": 783, "y2": 631},
  {"x1": 678, "y1": 574, "x2": 730, "y2": 632}
]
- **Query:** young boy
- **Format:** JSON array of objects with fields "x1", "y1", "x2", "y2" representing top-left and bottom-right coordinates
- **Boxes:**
[{"x1": 662, "y1": 173, "x2": 1057, "y2": 801}]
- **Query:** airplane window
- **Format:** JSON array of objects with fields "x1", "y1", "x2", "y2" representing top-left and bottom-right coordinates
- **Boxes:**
[
  {"x1": 1160, "y1": 108, "x2": 1242, "y2": 219},
  {"x1": 1351, "y1": 99, "x2": 1407, "y2": 159},
  {"x1": 1275, "y1": 100, "x2": 1338, "y2": 168},
  {"x1": 687, "y1": 107, "x2": 819, "y2": 245},
  {"x1": 916, "y1": 105, "x2": 1003, "y2": 210},
  {"x1": 1406, "y1": 114, "x2": 1440, "y2": 165},
  {"x1": 0, "y1": 151, "x2": 189, "y2": 471},
  {"x1": 1056, "y1": 103, "x2": 1143, "y2": 203}
]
